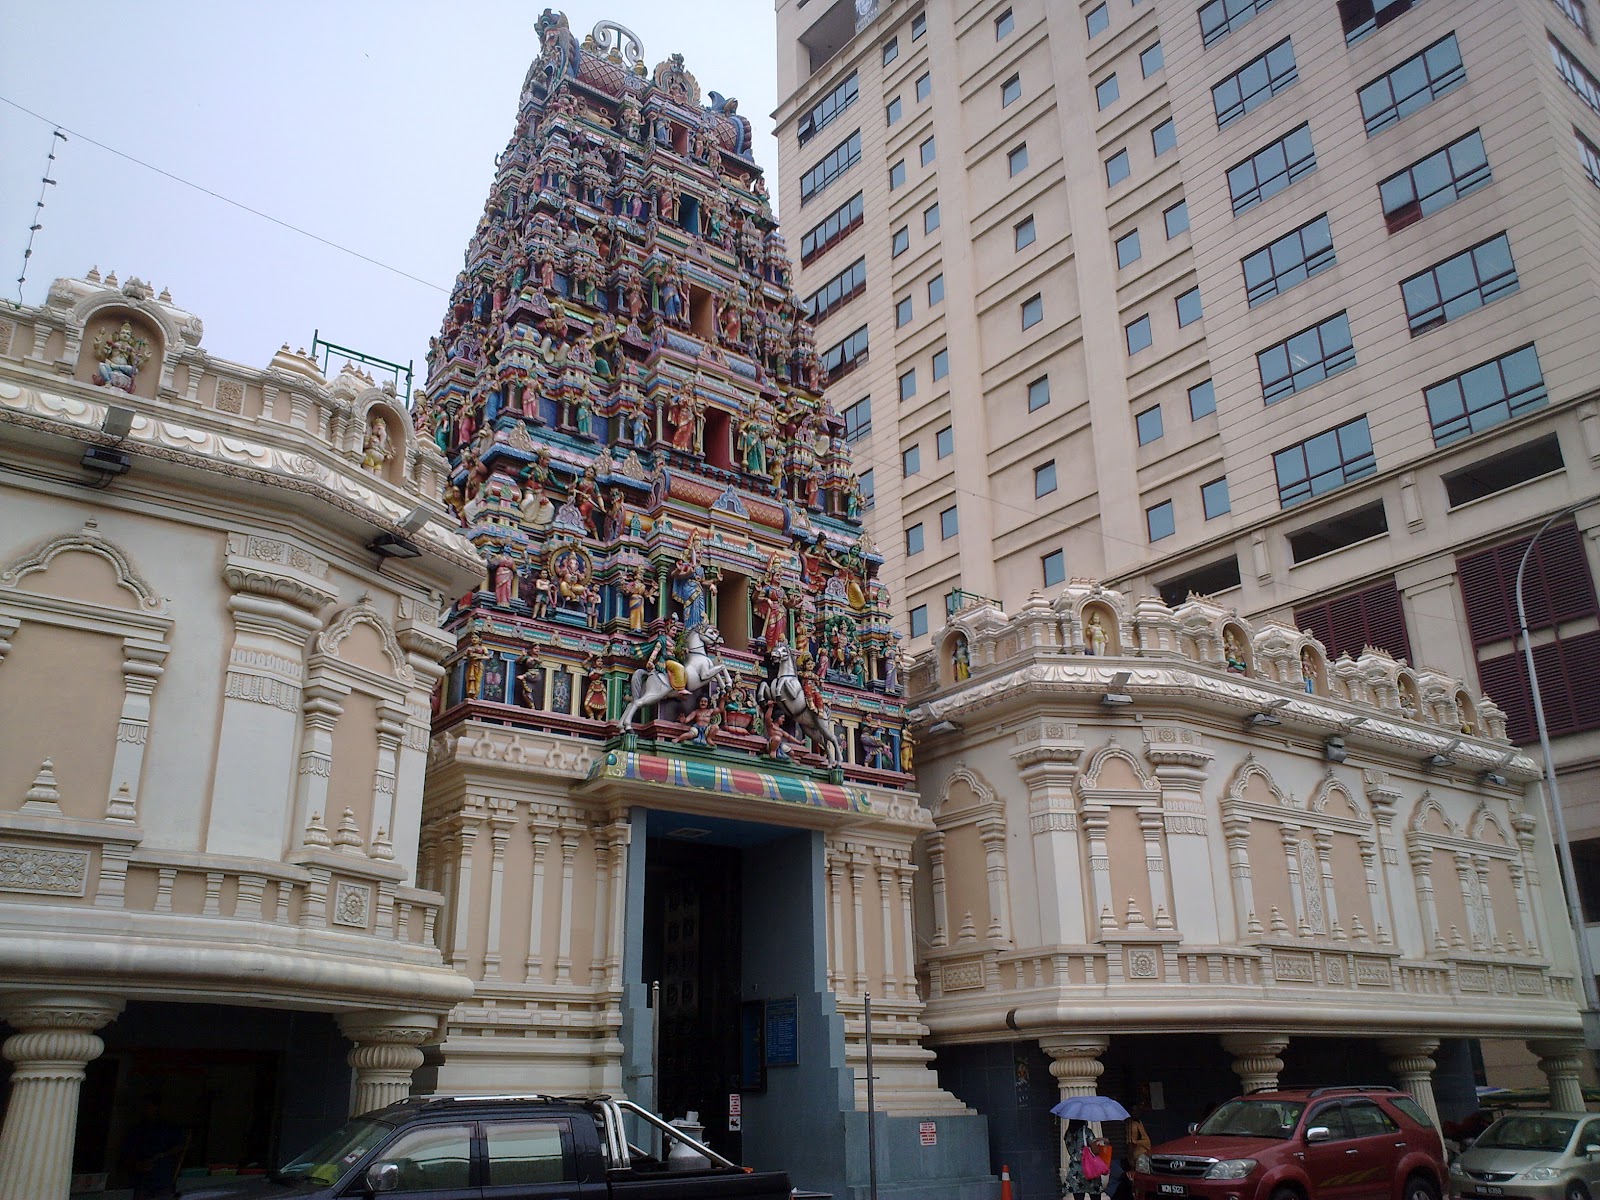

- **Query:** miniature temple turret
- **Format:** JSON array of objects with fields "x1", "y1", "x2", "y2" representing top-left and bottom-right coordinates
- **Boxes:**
[{"x1": 421, "y1": 10, "x2": 906, "y2": 780}]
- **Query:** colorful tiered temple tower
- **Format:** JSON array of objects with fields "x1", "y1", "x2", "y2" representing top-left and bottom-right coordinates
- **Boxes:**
[{"x1": 416, "y1": 13, "x2": 995, "y2": 1199}]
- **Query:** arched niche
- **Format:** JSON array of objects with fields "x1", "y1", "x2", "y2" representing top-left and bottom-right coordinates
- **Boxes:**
[
  {"x1": 1221, "y1": 620, "x2": 1253, "y2": 675},
  {"x1": 74, "y1": 307, "x2": 166, "y2": 399},
  {"x1": 358, "y1": 398, "x2": 409, "y2": 485},
  {"x1": 1081, "y1": 600, "x2": 1121, "y2": 656}
]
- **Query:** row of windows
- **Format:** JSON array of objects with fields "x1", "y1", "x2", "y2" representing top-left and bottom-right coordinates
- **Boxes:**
[
  {"x1": 802, "y1": 257, "x2": 866, "y2": 322},
  {"x1": 799, "y1": 130, "x2": 861, "y2": 206},
  {"x1": 798, "y1": 72, "x2": 857, "y2": 148}
]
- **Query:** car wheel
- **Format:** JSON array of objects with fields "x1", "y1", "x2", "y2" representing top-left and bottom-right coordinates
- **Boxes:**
[
  {"x1": 1403, "y1": 1174, "x2": 1439, "y2": 1200},
  {"x1": 1565, "y1": 1182, "x2": 1589, "y2": 1200}
]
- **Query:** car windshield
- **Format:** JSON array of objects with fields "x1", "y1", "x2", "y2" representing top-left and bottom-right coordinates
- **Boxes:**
[
  {"x1": 1196, "y1": 1099, "x2": 1306, "y2": 1139},
  {"x1": 278, "y1": 1117, "x2": 393, "y2": 1184},
  {"x1": 1476, "y1": 1116, "x2": 1577, "y2": 1153}
]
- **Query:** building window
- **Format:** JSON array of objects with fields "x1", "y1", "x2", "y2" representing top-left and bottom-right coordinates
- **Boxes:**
[
  {"x1": 800, "y1": 191, "x2": 865, "y2": 265},
  {"x1": 936, "y1": 426, "x2": 954, "y2": 457},
  {"x1": 928, "y1": 273, "x2": 945, "y2": 304},
  {"x1": 941, "y1": 506, "x2": 959, "y2": 538},
  {"x1": 1212, "y1": 39, "x2": 1298, "y2": 129},
  {"x1": 1126, "y1": 315, "x2": 1153, "y2": 354},
  {"x1": 1258, "y1": 311, "x2": 1355, "y2": 403},
  {"x1": 996, "y1": 8, "x2": 1015, "y2": 39},
  {"x1": 1176, "y1": 286, "x2": 1203, "y2": 327},
  {"x1": 1189, "y1": 378, "x2": 1217, "y2": 418},
  {"x1": 843, "y1": 396, "x2": 872, "y2": 442},
  {"x1": 800, "y1": 130, "x2": 863, "y2": 205},
  {"x1": 1165, "y1": 199, "x2": 1190, "y2": 237},
  {"x1": 1028, "y1": 376, "x2": 1051, "y2": 411},
  {"x1": 1147, "y1": 500, "x2": 1176, "y2": 541},
  {"x1": 932, "y1": 348, "x2": 950, "y2": 380},
  {"x1": 1425, "y1": 343, "x2": 1547, "y2": 446},
  {"x1": 821, "y1": 325, "x2": 870, "y2": 382},
  {"x1": 1552, "y1": 37, "x2": 1600, "y2": 113},
  {"x1": 1295, "y1": 578, "x2": 1412, "y2": 663},
  {"x1": 860, "y1": 468, "x2": 874, "y2": 508},
  {"x1": 892, "y1": 226, "x2": 910, "y2": 256},
  {"x1": 1096, "y1": 74, "x2": 1120, "y2": 110},
  {"x1": 1152, "y1": 118, "x2": 1177, "y2": 156},
  {"x1": 1579, "y1": 127, "x2": 1600, "y2": 188},
  {"x1": 1015, "y1": 215, "x2": 1037, "y2": 249},
  {"x1": 1021, "y1": 294, "x2": 1044, "y2": 329},
  {"x1": 803, "y1": 256, "x2": 868, "y2": 321},
  {"x1": 899, "y1": 369, "x2": 917, "y2": 401},
  {"x1": 909, "y1": 604, "x2": 928, "y2": 637},
  {"x1": 1202, "y1": 477, "x2": 1232, "y2": 519},
  {"x1": 886, "y1": 97, "x2": 903, "y2": 125},
  {"x1": 1378, "y1": 130, "x2": 1491, "y2": 233},
  {"x1": 1106, "y1": 149, "x2": 1131, "y2": 185},
  {"x1": 1199, "y1": 0, "x2": 1277, "y2": 48},
  {"x1": 916, "y1": 72, "x2": 932, "y2": 102},
  {"x1": 1142, "y1": 41, "x2": 1165, "y2": 77},
  {"x1": 1242, "y1": 214, "x2": 1335, "y2": 307},
  {"x1": 1136, "y1": 405, "x2": 1164, "y2": 445},
  {"x1": 912, "y1": 10, "x2": 927, "y2": 39},
  {"x1": 1116, "y1": 230, "x2": 1142, "y2": 268},
  {"x1": 799, "y1": 72, "x2": 860, "y2": 147},
  {"x1": 923, "y1": 201, "x2": 940, "y2": 232},
  {"x1": 1035, "y1": 460, "x2": 1058, "y2": 496},
  {"x1": 906, "y1": 523, "x2": 925, "y2": 554},
  {"x1": 1228, "y1": 123, "x2": 1316, "y2": 214},
  {"x1": 1358, "y1": 35, "x2": 1466, "y2": 137},
  {"x1": 1042, "y1": 549, "x2": 1066, "y2": 586},
  {"x1": 1002, "y1": 75, "x2": 1022, "y2": 106},
  {"x1": 920, "y1": 136, "x2": 937, "y2": 166},
  {"x1": 1274, "y1": 416, "x2": 1376, "y2": 507},
  {"x1": 1088, "y1": 3, "x2": 1111, "y2": 36},
  {"x1": 903, "y1": 444, "x2": 921, "y2": 475},
  {"x1": 883, "y1": 37, "x2": 899, "y2": 66},
  {"x1": 895, "y1": 296, "x2": 913, "y2": 327},
  {"x1": 1555, "y1": 0, "x2": 1592, "y2": 37},
  {"x1": 1458, "y1": 522, "x2": 1600, "y2": 742},
  {"x1": 1401, "y1": 233, "x2": 1518, "y2": 336},
  {"x1": 1009, "y1": 144, "x2": 1030, "y2": 176},
  {"x1": 1342, "y1": 0, "x2": 1421, "y2": 46},
  {"x1": 890, "y1": 159, "x2": 906, "y2": 189}
]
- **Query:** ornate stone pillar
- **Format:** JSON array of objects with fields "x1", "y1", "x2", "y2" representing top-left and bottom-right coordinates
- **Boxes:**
[
  {"x1": 0, "y1": 993, "x2": 124, "y2": 1200},
  {"x1": 338, "y1": 1011, "x2": 437, "y2": 1115},
  {"x1": 1380, "y1": 1037, "x2": 1440, "y2": 1126},
  {"x1": 977, "y1": 815, "x2": 1012, "y2": 945},
  {"x1": 1040, "y1": 1034, "x2": 1109, "y2": 1100},
  {"x1": 1222, "y1": 1032, "x2": 1289, "y2": 1093},
  {"x1": 1529, "y1": 1039, "x2": 1586, "y2": 1112}
]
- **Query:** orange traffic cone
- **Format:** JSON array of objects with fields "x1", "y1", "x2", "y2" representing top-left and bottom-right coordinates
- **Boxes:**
[{"x1": 1000, "y1": 1163, "x2": 1013, "y2": 1200}]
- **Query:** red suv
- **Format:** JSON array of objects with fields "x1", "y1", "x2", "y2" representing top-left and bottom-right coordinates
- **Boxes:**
[{"x1": 1134, "y1": 1086, "x2": 1447, "y2": 1200}]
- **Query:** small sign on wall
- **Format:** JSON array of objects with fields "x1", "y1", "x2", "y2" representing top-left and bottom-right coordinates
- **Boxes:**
[{"x1": 919, "y1": 1121, "x2": 937, "y2": 1147}]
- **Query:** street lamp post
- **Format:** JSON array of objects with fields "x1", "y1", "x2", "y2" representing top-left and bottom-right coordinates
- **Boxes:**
[{"x1": 1514, "y1": 504, "x2": 1600, "y2": 1047}]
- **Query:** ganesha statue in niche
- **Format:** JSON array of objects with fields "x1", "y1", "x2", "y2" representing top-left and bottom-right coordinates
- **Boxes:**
[{"x1": 92, "y1": 320, "x2": 151, "y2": 392}]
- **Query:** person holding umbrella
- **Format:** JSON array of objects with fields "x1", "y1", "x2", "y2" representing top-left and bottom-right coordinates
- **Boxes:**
[{"x1": 1051, "y1": 1095, "x2": 1127, "y2": 1199}]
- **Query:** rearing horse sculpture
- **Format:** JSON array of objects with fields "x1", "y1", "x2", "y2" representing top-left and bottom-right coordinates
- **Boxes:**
[
  {"x1": 619, "y1": 625, "x2": 732, "y2": 728},
  {"x1": 757, "y1": 642, "x2": 843, "y2": 765}
]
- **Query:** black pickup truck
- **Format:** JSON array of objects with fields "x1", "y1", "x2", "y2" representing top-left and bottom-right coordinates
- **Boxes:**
[{"x1": 184, "y1": 1094, "x2": 792, "y2": 1200}]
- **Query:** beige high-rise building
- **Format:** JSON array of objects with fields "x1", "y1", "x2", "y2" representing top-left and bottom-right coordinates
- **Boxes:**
[{"x1": 775, "y1": 0, "x2": 1600, "y2": 1014}]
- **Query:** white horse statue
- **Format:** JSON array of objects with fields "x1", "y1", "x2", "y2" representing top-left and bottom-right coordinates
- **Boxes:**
[
  {"x1": 757, "y1": 642, "x2": 843, "y2": 765},
  {"x1": 619, "y1": 625, "x2": 732, "y2": 728}
]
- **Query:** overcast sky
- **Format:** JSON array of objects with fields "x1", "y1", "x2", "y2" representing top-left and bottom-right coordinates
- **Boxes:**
[{"x1": 0, "y1": 2, "x2": 781, "y2": 384}]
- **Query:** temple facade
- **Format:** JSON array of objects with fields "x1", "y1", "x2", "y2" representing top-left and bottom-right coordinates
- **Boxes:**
[
  {"x1": 0, "y1": 274, "x2": 481, "y2": 1198},
  {"x1": 414, "y1": 12, "x2": 994, "y2": 1199},
  {"x1": 906, "y1": 583, "x2": 1586, "y2": 1198}
]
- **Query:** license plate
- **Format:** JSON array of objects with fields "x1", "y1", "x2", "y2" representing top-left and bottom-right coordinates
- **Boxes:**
[{"x1": 1158, "y1": 1186, "x2": 1188, "y2": 1196}]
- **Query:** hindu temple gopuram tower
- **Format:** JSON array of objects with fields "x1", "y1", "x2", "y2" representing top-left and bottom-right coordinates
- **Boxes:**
[{"x1": 413, "y1": 12, "x2": 996, "y2": 1197}]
